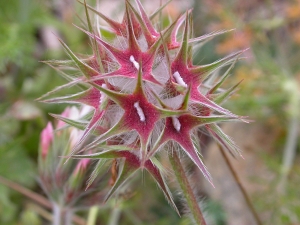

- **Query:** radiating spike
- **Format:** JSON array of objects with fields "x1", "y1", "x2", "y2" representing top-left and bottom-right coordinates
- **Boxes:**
[
  {"x1": 58, "y1": 38, "x2": 99, "y2": 78},
  {"x1": 213, "y1": 80, "x2": 243, "y2": 104},
  {"x1": 145, "y1": 159, "x2": 180, "y2": 215},
  {"x1": 173, "y1": 12, "x2": 190, "y2": 65},
  {"x1": 208, "y1": 56, "x2": 239, "y2": 95},
  {"x1": 207, "y1": 124, "x2": 242, "y2": 157},
  {"x1": 150, "y1": 0, "x2": 173, "y2": 20},
  {"x1": 193, "y1": 92, "x2": 238, "y2": 117},
  {"x1": 126, "y1": 0, "x2": 157, "y2": 46},
  {"x1": 181, "y1": 86, "x2": 191, "y2": 110},
  {"x1": 125, "y1": 2, "x2": 141, "y2": 52},
  {"x1": 133, "y1": 60, "x2": 144, "y2": 94},
  {"x1": 83, "y1": 0, "x2": 105, "y2": 73},
  {"x1": 105, "y1": 158, "x2": 139, "y2": 201},
  {"x1": 36, "y1": 78, "x2": 83, "y2": 102},
  {"x1": 41, "y1": 88, "x2": 100, "y2": 109},
  {"x1": 165, "y1": 10, "x2": 192, "y2": 49},
  {"x1": 80, "y1": 117, "x2": 128, "y2": 153},
  {"x1": 181, "y1": 143, "x2": 214, "y2": 186},
  {"x1": 86, "y1": 159, "x2": 107, "y2": 189},
  {"x1": 190, "y1": 49, "x2": 248, "y2": 81},
  {"x1": 50, "y1": 113, "x2": 87, "y2": 131},
  {"x1": 147, "y1": 15, "x2": 181, "y2": 55},
  {"x1": 134, "y1": 0, "x2": 159, "y2": 36},
  {"x1": 189, "y1": 29, "x2": 236, "y2": 44},
  {"x1": 90, "y1": 79, "x2": 127, "y2": 105},
  {"x1": 77, "y1": 0, "x2": 126, "y2": 36}
]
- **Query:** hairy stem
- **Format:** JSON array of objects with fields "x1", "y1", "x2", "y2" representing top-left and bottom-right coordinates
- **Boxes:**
[
  {"x1": 0, "y1": 175, "x2": 85, "y2": 225},
  {"x1": 53, "y1": 204, "x2": 73, "y2": 225},
  {"x1": 66, "y1": 209, "x2": 74, "y2": 225},
  {"x1": 218, "y1": 145, "x2": 263, "y2": 225},
  {"x1": 53, "y1": 204, "x2": 62, "y2": 225},
  {"x1": 169, "y1": 151, "x2": 207, "y2": 225}
]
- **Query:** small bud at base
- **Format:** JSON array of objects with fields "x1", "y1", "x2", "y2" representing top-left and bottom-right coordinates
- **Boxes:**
[{"x1": 40, "y1": 122, "x2": 54, "y2": 159}]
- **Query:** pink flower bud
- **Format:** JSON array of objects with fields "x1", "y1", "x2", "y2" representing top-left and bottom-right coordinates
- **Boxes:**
[
  {"x1": 67, "y1": 159, "x2": 91, "y2": 191},
  {"x1": 57, "y1": 107, "x2": 70, "y2": 129},
  {"x1": 40, "y1": 122, "x2": 54, "y2": 160},
  {"x1": 74, "y1": 158, "x2": 90, "y2": 176}
]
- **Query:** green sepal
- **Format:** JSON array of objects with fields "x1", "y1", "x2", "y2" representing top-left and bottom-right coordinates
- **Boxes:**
[
  {"x1": 77, "y1": 0, "x2": 122, "y2": 35},
  {"x1": 125, "y1": 1, "x2": 144, "y2": 51},
  {"x1": 71, "y1": 150, "x2": 124, "y2": 159},
  {"x1": 39, "y1": 88, "x2": 92, "y2": 105},
  {"x1": 36, "y1": 78, "x2": 84, "y2": 102},
  {"x1": 148, "y1": 15, "x2": 182, "y2": 55},
  {"x1": 213, "y1": 80, "x2": 243, "y2": 104},
  {"x1": 190, "y1": 49, "x2": 247, "y2": 82},
  {"x1": 49, "y1": 113, "x2": 89, "y2": 131},
  {"x1": 58, "y1": 37, "x2": 99, "y2": 78},
  {"x1": 181, "y1": 86, "x2": 191, "y2": 110},
  {"x1": 174, "y1": 12, "x2": 190, "y2": 65},
  {"x1": 207, "y1": 124, "x2": 242, "y2": 157},
  {"x1": 104, "y1": 159, "x2": 139, "y2": 202},
  {"x1": 82, "y1": 117, "x2": 128, "y2": 152},
  {"x1": 83, "y1": 0, "x2": 105, "y2": 73},
  {"x1": 86, "y1": 159, "x2": 107, "y2": 189},
  {"x1": 208, "y1": 56, "x2": 239, "y2": 95},
  {"x1": 189, "y1": 29, "x2": 235, "y2": 44},
  {"x1": 91, "y1": 82, "x2": 128, "y2": 106}
]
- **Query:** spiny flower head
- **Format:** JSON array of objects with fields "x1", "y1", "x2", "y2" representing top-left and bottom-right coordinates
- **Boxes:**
[{"x1": 40, "y1": 0, "x2": 246, "y2": 211}]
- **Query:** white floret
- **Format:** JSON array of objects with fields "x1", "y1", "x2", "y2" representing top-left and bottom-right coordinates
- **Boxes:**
[
  {"x1": 99, "y1": 84, "x2": 107, "y2": 104},
  {"x1": 172, "y1": 116, "x2": 181, "y2": 132},
  {"x1": 134, "y1": 102, "x2": 145, "y2": 122},
  {"x1": 173, "y1": 71, "x2": 187, "y2": 87},
  {"x1": 129, "y1": 55, "x2": 140, "y2": 70}
]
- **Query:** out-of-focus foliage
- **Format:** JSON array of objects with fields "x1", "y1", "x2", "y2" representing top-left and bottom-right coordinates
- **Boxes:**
[
  {"x1": 191, "y1": 0, "x2": 300, "y2": 224},
  {"x1": 0, "y1": 0, "x2": 68, "y2": 223},
  {"x1": 0, "y1": 0, "x2": 299, "y2": 224},
  {"x1": 193, "y1": 0, "x2": 300, "y2": 123},
  {"x1": 0, "y1": 0, "x2": 189, "y2": 223}
]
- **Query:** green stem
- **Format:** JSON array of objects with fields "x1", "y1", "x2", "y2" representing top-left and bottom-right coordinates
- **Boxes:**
[
  {"x1": 124, "y1": 209, "x2": 143, "y2": 225},
  {"x1": 169, "y1": 151, "x2": 207, "y2": 225},
  {"x1": 87, "y1": 206, "x2": 99, "y2": 225},
  {"x1": 108, "y1": 205, "x2": 122, "y2": 225},
  {"x1": 278, "y1": 102, "x2": 299, "y2": 193}
]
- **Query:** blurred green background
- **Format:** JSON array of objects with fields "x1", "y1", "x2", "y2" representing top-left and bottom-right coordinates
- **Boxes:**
[{"x1": 0, "y1": 0, "x2": 299, "y2": 224}]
